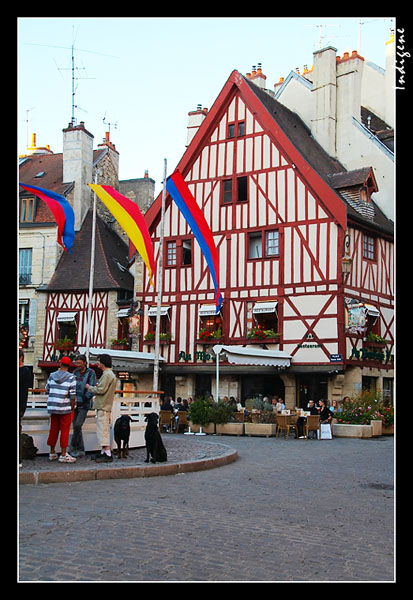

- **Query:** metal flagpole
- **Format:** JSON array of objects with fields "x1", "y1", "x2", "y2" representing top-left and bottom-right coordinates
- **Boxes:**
[
  {"x1": 153, "y1": 158, "x2": 167, "y2": 392},
  {"x1": 86, "y1": 173, "x2": 98, "y2": 364}
]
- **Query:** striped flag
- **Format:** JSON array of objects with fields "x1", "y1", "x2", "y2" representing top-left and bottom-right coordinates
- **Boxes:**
[
  {"x1": 166, "y1": 170, "x2": 222, "y2": 312},
  {"x1": 89, "y1": 184, "x2": 155, "y2": 287},
  {"x1": 19, "y1": 183, "x2": 75, "y2": 252}
]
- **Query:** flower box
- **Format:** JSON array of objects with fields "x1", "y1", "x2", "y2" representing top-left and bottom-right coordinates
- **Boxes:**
[
  {"x1": 187, "y1": 421, "x2": 215, "y2": 434},
  {"x1": 382, "y1": 424, "x2": 394, "y2": 435},
  {"x1": 244, "y1": 422, "x2": 277, "y2": 437},
  {"x1": 332, "y1": 423, "x2": 373, "y2": 438},
  {"x1": 216, "y1": 423, "x2": 244, "y2": 436},
  {"x1": 370, "y1": 419, "x2": 383, "y2": 437}
]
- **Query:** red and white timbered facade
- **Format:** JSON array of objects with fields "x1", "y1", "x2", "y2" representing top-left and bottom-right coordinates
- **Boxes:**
[
  {"x1": 41, "y1": 291, "x2": 109, "y2": 362},
  {"x1": 140, "y1": 71, "x2": 394, "y2": 405}
]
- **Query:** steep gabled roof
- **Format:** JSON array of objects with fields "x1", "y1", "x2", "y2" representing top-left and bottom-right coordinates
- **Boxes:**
[
  {"x1": 45, "y1": 210, "x2": 133, "y2": 292},
  {"x1": 145, "y1": 70, "x2": 393, "y2": 237}
]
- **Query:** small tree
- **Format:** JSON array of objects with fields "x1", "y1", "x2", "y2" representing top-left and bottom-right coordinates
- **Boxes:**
[
  {"x1": 209, "y1": 399, "x2": 236, "y2": 424},
  {"x1": 188, "y1": 396, "x2": 213, "y2": 427}
]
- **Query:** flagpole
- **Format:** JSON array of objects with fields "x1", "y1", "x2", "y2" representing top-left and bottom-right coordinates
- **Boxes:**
[
  {"x1": 86, "y1": 173, "x2": 98, "y2": 365},
  {"x1": 153, "y1": 158, "x2": 167, "y2": 392}
]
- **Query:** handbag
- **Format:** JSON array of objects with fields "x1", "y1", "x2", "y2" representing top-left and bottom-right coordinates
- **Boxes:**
[{"x1": 318, "y1": 423, "x2": 332, "y2": 440}]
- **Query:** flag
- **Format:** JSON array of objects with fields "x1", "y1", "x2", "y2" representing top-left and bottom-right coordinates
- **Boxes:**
[
  {"x1": 19, "y1": 183, "x2": 75, "y2": 252},
  {"x1": 89, "y1": 184, "x2": 155, "y2": 287},
  {"x1": 166, "y1": 170, "x2": 222, "y2": 312}
]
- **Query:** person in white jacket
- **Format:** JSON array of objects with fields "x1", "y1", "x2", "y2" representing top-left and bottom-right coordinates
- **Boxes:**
[{"x1": 45, "y1": 356, "x2": 76, "y2": 463}]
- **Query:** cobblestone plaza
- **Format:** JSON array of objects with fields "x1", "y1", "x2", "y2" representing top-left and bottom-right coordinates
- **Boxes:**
[{"x1": 18, "y1": 434, "x2": 395, "y2": 582}]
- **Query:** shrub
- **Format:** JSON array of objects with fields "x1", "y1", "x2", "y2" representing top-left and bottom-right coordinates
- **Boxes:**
[{"x1": 188, "y1": 396, "x2": 213, "y2": 426}]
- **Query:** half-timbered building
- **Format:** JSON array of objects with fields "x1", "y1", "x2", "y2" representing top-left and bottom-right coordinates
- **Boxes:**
[{"x1": 136, "y1": 70, "x2": 394, "y2": 407}]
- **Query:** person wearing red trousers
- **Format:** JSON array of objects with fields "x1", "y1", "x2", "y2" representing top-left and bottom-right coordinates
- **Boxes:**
[{"x1": 45, "y1": 356, "x2": 77, "y2": 463}]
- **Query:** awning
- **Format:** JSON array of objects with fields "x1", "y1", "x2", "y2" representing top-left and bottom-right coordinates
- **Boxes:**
[
  {"x1": 79, "y1": 347, "x2": 165, "y2": 373},
  {"x1": 117, "y1": 308, "x2": 130, "y2": 318},
  {"x1": 147, "y1": 306, "x2": 170, "y2": 317},
  {"x1": 364, "y1": 304, "x2": 380, "y2": 318},
  {"x1": 199, "y1": 304, "x2": 219, "y2": 316},
  {"x1": 252, "y1": 301, "x2": 278, "y2": 314},
  {"x1": 57, "y1": 311, "x2": 77, "y2": 323},
  {"x1": 213, "y1": 345, "x2": 292, "y2": 368}
]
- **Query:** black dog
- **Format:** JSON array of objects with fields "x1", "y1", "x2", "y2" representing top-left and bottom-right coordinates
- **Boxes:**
[
  {"x1": 144, "y1": 413, "x2": 167, "y2": 463},
  {"x1": 114, "y1": 415, "x2": 131, "y2": 458}
]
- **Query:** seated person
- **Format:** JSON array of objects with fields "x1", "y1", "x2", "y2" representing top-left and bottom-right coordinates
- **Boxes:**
[{"x1": 297, "y1": 399, "x2": 319, "y2": 438}]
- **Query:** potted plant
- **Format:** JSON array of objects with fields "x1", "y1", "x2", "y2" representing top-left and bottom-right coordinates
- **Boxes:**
[
  {"x1": 212, "y1": 400, "x2": 244, "y2": 436},
  {"x1": 244, "y1": 399, "x2": 277, "y2": 437},
  {"x1": 332, "y1": 390, "x2": 383, "y2": 438},
  {"x1": 247, "y1": 327, "x2": 279, "y2": 341},
  {"x1": 378, "y1": 404, "x2": 394, "y2": 435},
  {"x1": 187, "y1": 396, "x2": 215, "y2": 434},
  {"x1": 198, "y1": 327, "x2": 222, "y2": 341},
  {"x1": 54, "y1": 336, "x2": 74, "y2": 354},
  {"x1": 110, "y1": 338, "x2": 129, "y2": 350}
]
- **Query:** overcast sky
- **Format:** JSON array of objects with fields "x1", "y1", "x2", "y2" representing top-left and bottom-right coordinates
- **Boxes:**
[{"x1": 18, "y1": 16, "x2": 395, "y2": 195}]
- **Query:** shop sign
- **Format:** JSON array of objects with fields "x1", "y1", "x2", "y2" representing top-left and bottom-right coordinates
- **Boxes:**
[
  {"x1": 350, "y1": 346, "x2": 393, "y2": 363},
  {"x1": 179, "y1": 350, "x2": 215, "y2": 362}
]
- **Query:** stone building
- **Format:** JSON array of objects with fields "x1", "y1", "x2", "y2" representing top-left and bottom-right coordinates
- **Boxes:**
[{"x1": 19, "y1": 122, "x2": 154, "y2": 386}]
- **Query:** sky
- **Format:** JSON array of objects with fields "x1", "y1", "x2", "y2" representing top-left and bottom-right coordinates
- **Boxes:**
[{"x1": 18, "y1": 16, "x2": 395, "y2": 196}]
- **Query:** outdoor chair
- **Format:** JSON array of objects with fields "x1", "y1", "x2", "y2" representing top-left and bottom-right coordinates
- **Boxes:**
[
  {"x1": 304, "y1": 415, "x2": 320, "y2": 439},
  {"x1": 276, "y1": 414, "x2": 297, "y2": 440},
  {"x1": 174, "y1": 411, "x2": 188, "y2": 433},
  {"x1": 233, "y1": 411, "x2": 245, "y2": 423},
  {"x1": 159, "y1": 410, "x2": 173, "y2": 433}
]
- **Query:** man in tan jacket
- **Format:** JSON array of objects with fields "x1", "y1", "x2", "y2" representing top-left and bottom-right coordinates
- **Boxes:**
[{"x1": 86, "y1": 354, "x2": 117, "y2": 462}]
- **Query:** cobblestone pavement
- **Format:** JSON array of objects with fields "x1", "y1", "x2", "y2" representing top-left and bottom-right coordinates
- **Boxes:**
[{"x1": 18, "y1": 434, "x2": 395, "y2": 583}]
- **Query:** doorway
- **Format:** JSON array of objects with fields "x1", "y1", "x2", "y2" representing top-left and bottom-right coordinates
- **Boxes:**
[
  {"x1": 240, "y1": 374, "x2": 284, "y2": 406},
  {"x1": 296, "y1": 375, "x2": 328, "y2": 409}
]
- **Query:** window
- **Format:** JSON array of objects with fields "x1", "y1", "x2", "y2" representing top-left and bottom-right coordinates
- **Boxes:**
[
  {"x1": 20, "y1": 197, "x2": 35, "y2": 223},
  {"x1": 363, "y1": 235, "x2": 375, "y2": 260},
  {"x1": 221, "y1": 176, "x2": 248, "y2": 204},
  {"x1": 166, "y1": 239, "x2": 192, "y2": 266},
  {"x1": 167, "y1": 241, "x2": 176, "y2": 266},
  {"x1": 182, "y1": 239, "x2": 192, "y2": 265},
  {"x1": 19, "y1": 248, "x2": 32, "y2": 284},
  {"x1": 265, "y1": 230, "x2": 279, "y2": 256},
  {"x1": 248, "y1": 230, "x2": 279, "y2": 259},
  {"x1": 227, "y1": 121, "x2": 245, "y2": 138},
  {"x1": 249, "y1": 232, "x2": 262, "y2": 258}
]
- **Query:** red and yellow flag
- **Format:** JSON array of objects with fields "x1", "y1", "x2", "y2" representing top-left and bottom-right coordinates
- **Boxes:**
[{"x1": 89, "y1": 184, "x2": 155, "y2": 287}]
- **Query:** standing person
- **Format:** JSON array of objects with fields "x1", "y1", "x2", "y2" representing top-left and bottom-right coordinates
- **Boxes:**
[
  {"x1": 85, "y1": 354, "x2": 116, "y2": 463},
  {"x1": 69, "y1": 354, "x2": 96, "y2": 457},
  {"x1": 46, "y1": 356, "x2": 76, "y2": 463},
  {"x1": 19, "y1": 349, "x2": 33, "y2": 433}
]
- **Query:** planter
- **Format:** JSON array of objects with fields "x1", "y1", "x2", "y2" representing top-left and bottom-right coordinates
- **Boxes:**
[
  {"x1": 244, "y1": 422, "x2": 277, "y2": 437},
  {"x1": 188, "y1": 421, "x2": 215, "y2": 435},
  {"x1": 111, "y1": 345, "x2": 129, "y2": 350},
  {"x1": 370, "y1": 419, "x2": 383, "y2": 437},
  {"x1": 332, "y1": 423, "x2": 373, "y2": 438},
  {"x1": 382, "y1": 424, "x2": 394, "y2": 435},
  {"x1": 216, "y1": 422, "x2": 244, "y2": 436}
]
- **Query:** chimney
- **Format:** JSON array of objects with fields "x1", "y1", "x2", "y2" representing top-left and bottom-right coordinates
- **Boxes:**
[
  {"x1": 335, "y1": 48, "x2": 364, "y2": 159},
  {"x1": 186, "y1": 104, "x2": 208, "y2": 146},
  {"x1": 311, "y1": 46, "x2": 337, "y2": 157},
  {"x1": 62, "y1": 121, "x2": 94, "y2": 230},
  {"x1": 246, "y1": 63, "x2": 267, "y2": 89},
  {"x1": 25, "y1": 132, "x2": 53, "y2": 156},
  {"x1": 98, "y1": 130, "x2": 120, "y2": 177}
]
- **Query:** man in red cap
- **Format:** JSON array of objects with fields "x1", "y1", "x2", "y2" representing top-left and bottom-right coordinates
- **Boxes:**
[{"x1": 45, "y1": 356, "x2": 77, "y2": 463}]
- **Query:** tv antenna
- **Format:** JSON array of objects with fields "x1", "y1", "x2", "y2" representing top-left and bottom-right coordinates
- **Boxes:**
[
  {"x1": 306, "y1": 23, "x2": 350, "y2": 50},
  {"x1": 103, "y1": 113, "x2": 118, "y2": 134},
  {"x1": 25, "y1": 25, "x2": 119, "y2": 126}
]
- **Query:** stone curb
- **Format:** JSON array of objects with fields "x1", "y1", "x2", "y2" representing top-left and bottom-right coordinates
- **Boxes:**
[{"x1": 19, "y1": 447, "x2": 238, "y2": 485}]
